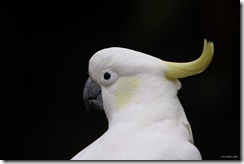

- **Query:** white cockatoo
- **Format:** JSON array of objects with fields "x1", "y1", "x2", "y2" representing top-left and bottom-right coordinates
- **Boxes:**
[{"x1": 72, "y1": 39, "x2": 214, "y2": 160}]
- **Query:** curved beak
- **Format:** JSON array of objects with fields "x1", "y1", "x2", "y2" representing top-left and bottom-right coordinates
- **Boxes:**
[{"x1": 83, "y1": 77, "x2": 104, "y2": 111}]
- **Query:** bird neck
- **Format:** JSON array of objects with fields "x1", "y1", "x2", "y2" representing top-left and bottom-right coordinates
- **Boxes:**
[{"x1": 107, "y1": 96, "x2": 183, "y2": 128}]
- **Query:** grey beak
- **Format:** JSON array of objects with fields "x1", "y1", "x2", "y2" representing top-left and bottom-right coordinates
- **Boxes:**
[{"x1": 83, "y1": 77, "x2": 104, "y2": 111}]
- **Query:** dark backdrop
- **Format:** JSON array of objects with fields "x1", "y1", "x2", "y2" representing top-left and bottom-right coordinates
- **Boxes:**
[{"x1": 8, "y1": 0, "x2": 240, "y2": 160}]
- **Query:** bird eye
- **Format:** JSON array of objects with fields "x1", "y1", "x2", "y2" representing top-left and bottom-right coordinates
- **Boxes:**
[
  {"x1": 100, "y1": 70, "x2": 117, "y2": 86},
  {"x1": 103, "y1": 72, "x2": 111, "y2": 80}
]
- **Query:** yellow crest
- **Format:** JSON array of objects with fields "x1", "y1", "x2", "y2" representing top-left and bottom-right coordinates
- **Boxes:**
[{"x1": 165, "y1": 39, "x2": 214, "y2": 79}]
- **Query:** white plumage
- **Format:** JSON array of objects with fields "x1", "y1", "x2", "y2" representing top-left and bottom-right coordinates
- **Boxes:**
[{"x1": 72, "y1": 40, "x2": 214, "y2": 160}]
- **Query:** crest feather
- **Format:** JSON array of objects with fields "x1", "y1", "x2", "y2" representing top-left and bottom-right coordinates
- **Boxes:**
[{"x1": 165, "y1": 39, "x2": 214, "y2": 79}]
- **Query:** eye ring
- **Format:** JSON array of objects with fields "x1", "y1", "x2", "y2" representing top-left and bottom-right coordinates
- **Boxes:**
[{"x1": 100, "y1": 70, "x2": 117, "y2": 86}]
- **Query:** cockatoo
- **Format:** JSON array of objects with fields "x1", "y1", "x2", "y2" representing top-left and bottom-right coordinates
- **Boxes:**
[{"x1": 72, "y1": 39, "x2": 214, "y2": 160}]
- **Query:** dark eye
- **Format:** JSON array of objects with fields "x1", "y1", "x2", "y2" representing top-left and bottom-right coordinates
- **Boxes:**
[{"x1": 103, "y1": 72, "x2": 111, "y2": 80}]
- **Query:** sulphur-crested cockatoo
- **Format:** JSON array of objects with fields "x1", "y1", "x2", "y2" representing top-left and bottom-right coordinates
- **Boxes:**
[{"x1": 72, "y1": 39, "x2": 214, "y2": 160}]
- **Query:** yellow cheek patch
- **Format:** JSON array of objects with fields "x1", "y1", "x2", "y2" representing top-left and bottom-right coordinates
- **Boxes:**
[{"x1": 113, "y1": 76, "x2": 141, "y2": 108}]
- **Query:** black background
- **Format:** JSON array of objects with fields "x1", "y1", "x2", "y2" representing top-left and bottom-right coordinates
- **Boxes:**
[{"x1": 8, "y1": 0, "x2": 240, "y2": 160}]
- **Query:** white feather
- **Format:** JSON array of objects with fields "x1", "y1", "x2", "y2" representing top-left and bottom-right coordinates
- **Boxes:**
[{"x1": 72, "y1": 47, "x2": 202, "y2": 160}]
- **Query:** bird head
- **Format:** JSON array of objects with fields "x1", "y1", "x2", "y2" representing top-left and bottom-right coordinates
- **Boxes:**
[{"x1": 83, "y1": 39, "x2": 214, "y2": 123}]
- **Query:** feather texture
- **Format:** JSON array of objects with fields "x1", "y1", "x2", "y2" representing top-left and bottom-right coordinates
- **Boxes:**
[{"x1": 72, "y1": 40, "x2": 213, "y2": 160}]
